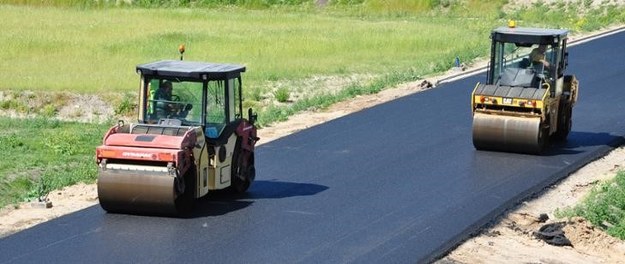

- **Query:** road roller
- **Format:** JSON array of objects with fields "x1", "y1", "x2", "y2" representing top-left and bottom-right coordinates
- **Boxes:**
[
  {"x1": 471, "y1": 24, "x2": 579, "y2": 154},
  {"x1": 96, "y1": 60, "x2": 259, "y2": 215}
]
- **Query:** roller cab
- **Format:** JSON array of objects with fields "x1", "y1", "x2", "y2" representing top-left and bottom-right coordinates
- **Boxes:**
[
  {"x1": 96, "y1": 60, "x2": 259, "y2": 216},
  {"x1": 471, "y1": 25, "x2": 578, "y2": 154}
]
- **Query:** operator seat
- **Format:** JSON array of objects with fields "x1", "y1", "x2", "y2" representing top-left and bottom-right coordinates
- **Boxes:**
[
  {"x1": 519, "y1": 58, "x2": 530, "y2": 68},
  {"x1": 532, "y1": 63, "x2": 546, "y2": 88}
]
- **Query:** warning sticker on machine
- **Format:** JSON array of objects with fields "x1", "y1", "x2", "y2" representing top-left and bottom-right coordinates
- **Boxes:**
[{"x1": 122, "y1": 152, "x2": 153, "y2": 159}]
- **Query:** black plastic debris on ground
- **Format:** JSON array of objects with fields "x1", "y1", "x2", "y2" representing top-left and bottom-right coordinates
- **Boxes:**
[{"x1": 533, "y1": 222, "x2": 573, "y2": 247}]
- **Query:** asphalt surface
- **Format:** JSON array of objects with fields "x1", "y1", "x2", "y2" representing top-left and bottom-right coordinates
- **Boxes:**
[{"x1": 2, "y1": 30, "x2": 625, "y2": 264}]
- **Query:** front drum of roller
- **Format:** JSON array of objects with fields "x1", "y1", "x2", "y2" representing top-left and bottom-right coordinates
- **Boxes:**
[
  {"x1": 472, "y1": 113, "x2": 545, "y2": 154},
  {"x1": 97, "y1": 167, "x2": 179, "y2": 215}
]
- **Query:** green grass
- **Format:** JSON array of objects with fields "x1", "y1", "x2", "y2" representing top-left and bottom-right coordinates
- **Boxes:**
[
  {"x1": 1, "y1": 0, "x2": 447, "y2": 9},
  {"x1": 507, "y1": 0, "x2": 625, "y2": 31},
  {"x1": 0, "y1": 3, "x2": 504, "y2": 127},
  {"x1": 0, "y1": 4, "x2": 497, "y2": 95},
  {"x1": 556, "y1": 171, "x2": 625, "y2": 240},
  {"x1": 2, "y1": 1, "x2": 622, "y2": 126},
  {"x1": 0, "y1": 117, "x2": 109, "y2": 208},
  {"x1": 273, "y1": 86, "x2": 290, "y2": 103},
  {"x1": 0, "y1": 1, "x2": 622, "y2": 92},
  {"x1": 1, "y1": 1, "x2": 622, "y2": 125}
]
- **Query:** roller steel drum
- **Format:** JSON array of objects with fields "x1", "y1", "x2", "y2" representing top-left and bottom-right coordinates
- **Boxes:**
[
  {"x1": 472, "y1": 113, "x2": 544, "y2": 154},
  {"x1": 97, "y1": 164, "x2": 179, "y2": 215}
]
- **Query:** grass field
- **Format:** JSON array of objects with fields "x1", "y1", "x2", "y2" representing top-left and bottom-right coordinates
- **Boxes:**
[
  {"x1": 0, "y1": 0, "x2": 625, "y2": 212},
  {"x1": 0, "y1": 117, "x2": 108, "y2": 208},
  {"x1": 1, "y1": 1, "x2": 623, "y2": 94},
  {"x1": 0, "y1": 5, "x2": 495, "y2": 95},
  {"x1": 3, "y1": 1, "x2": 623, "y2": 125}
]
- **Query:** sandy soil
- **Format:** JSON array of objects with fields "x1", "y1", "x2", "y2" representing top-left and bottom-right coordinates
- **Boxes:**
[{"x1": 1, "y1": 21, "x2": 625, "y2": 264}]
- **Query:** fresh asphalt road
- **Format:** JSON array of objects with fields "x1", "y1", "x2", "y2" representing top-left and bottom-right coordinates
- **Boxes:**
[{"x1": 2, "y1": 30, "x2": 625, "y2": 264}]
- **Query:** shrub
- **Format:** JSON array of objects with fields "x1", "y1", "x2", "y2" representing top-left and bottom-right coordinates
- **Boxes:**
[
  {"x1": 114, "y1": 94, "x2": 137, "y2": 116},
  {"x1": 273, "y1": 87, "x2": 290, "y2": 103}
]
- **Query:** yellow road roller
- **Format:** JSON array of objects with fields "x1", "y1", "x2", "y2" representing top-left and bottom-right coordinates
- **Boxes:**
[
  {"x1": 472, "y1": 25, "x2": 579, "y2": 154},
  {"x1": 96, "y1": 60, "x2": 259, "y2": 215}
]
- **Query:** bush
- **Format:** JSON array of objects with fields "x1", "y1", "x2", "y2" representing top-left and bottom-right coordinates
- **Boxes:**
[
  {"x1": 557, "y1": 171, "x2": 625, "y2": 240},
  {"x1": 273, "y1": 87, "x2": 290, "y2": 103},
  {"x1": 114, "y1": 94, "x2": 137, "y2": 116},
  {"x1": 40, "y1": 104, "x2": 58, "y2": 118}
]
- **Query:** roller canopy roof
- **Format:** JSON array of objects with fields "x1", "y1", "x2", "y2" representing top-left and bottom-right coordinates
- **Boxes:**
[
  {"x1": 491, "y1": 27, "x2": 569, "y2": 45},
  {"x1": 136, "y1": 60, "x2": 246, "y2": 80}
]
